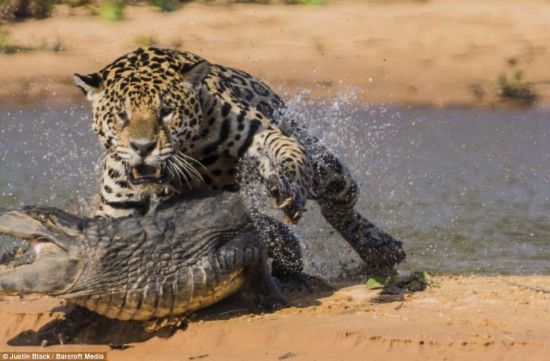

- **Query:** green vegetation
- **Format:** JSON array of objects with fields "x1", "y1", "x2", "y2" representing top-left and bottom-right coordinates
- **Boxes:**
[
  {"x1": 313, "y1": 37, "x2": 325, "y2": 55},
  {"x1": 0, "y1": 0, "x2": 54, "y2": 21},
  {"x1": 134, "y1": 34, "x2": 158, "y2": 48},
  {"x1": 99, "y1": 0, "x2": 125, "y2": 21},
  {"x1": 285, "y1": 0, "x2": 325, "y2": 4},
  {"x1": 235, "y1": 0, "x2": 325, "y2": 4},
  {"x1": 366, "y1": 271, "x2": 431, "y2": 295},
  {"x1": 66, "y1": 0, "x2": 90, "y2": 7},
  {"x1": 234, "y1": 0, "x2": 270, "y2": 3},
  {"x1": 0, "y1": 27, "x2": 64, "y2": 54},
  {"x1": 365, "y1": 276, "x2": 385, "y2": 290},
  {"x1": 150, "y1": 0, "x2": 180, "y2": 12},
  {"x1": 0, "y1": 0, "x2": 325, "y2": 22},
  {"x1": 497, "y1": 70, "x2": 537, "y2": 106},
  {"x1": 34, "y1": 0, "x2": 54, "y2": 18},
  {"x1": 0, "y1": 28, "x2": 28, "y2": 53}
]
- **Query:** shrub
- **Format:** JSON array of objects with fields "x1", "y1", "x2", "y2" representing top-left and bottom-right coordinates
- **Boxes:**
[
  {"x1": 234, "y1": 0, "x2": 270, "y2": 4},
  {"x1": 285, "y1": 0, "x2": 325, "y2": 4},
  {"x1": 497, "y1": 70, "x2": 537, "y2": 106},
  {"x1": 134, "y1": 34, "x2": 158, "y2": 47},
  {"x1": 65, "y1": 0, "x2": 90, "y2": 7},
  {"x1": 33, "y1": 0, "x2": 53, "y2": 18},
  {"x1": 150, "y1": 0, "x2": 180, "y2": 12},
  {"x1": 99, "y1": 0, "x2": 125, "y2": 21},
  {"x1": 0, "y1": 0, "x2": 54, "y2": 21}
]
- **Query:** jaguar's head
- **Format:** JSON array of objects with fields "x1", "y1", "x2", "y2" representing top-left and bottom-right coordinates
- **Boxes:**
[{"x1": 74, "y1": 48, "x2": 209, "y2": 185}]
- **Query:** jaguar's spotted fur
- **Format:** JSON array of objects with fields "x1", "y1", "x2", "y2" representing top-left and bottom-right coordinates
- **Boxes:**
[{"x1": 74, "y1": 47, "x2": 405, "y2": 273}]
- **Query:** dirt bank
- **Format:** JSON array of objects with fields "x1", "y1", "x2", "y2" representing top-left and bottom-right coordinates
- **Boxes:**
[
  {"x1": 0, "y1": 0, "x2": 550, "y2": 107},
  {"x1": 1, "y1": 276, "x2": 550, "y2": 360}
]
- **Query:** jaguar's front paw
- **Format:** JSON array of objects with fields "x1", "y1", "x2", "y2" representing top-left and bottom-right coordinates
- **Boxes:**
[{"x1": 266, "y1": 174, "x2": 305, "y2": 224}]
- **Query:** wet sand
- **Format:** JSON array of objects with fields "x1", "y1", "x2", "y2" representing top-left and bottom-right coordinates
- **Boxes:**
[
  {"x1": 1, "y1": 276, "x2": 550, "y2": 360},
  {"x1": 0, "y1": 0, "x2": 550, "y2": 106}
]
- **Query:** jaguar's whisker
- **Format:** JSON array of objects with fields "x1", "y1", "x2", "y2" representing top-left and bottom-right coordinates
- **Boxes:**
[
  {"x1": 174, "y1": 153, "x2": 204, "y2": 182},
  {"x1": 171, "y1": 154, "x2": 203, "y2": 184},
  {"x1": 177, "y1": 151, "x2": 209, "y2": 173}
]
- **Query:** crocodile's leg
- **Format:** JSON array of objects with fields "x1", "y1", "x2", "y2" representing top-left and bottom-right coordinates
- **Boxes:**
[
  {"x1": 37, "y1": 306, "x2": 97, "y2": 346},
  {"x1": 246, "y1": 251, "x2": 287, "y2": 311},
  {"x1": 253, "y1": 214, "x2": 327, "y2": 292},
  {"x1": 223, "y1": 231, "x2": 287, "y2": 310}
]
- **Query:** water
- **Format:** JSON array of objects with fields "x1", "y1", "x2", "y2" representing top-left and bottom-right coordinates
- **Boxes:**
[
  {"x1": 0, "y1": 101, "x2": 548, "y2": 277},
  {"x1": 0, "y1": 105, "x2": 102, "y2": 208}
]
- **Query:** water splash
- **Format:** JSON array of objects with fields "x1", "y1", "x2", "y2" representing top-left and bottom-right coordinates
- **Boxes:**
[
  {"x1": 0, "y1": 100, "x2": 549, "y2": 278},
  {"x1": 0, "y1": 105, "x2": 102, "y2": 211}
]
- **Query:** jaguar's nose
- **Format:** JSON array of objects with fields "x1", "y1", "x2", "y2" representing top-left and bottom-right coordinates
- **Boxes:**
[{"x1": 129, "y1": 138, "x2": 157, "y2": 157}]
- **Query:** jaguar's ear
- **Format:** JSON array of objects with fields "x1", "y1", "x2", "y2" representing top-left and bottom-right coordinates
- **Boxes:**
[
  {"x1": 73, "y1": 72, "x2": 103, "y2": 101},
  {"x1": 182, "y1": 60, "x2": 210, "y2": 89}
]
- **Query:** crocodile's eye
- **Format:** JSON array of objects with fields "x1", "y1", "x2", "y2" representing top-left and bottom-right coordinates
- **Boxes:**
[{"x1": 30, "y1": 211, "x2": 49, "y2": 222}]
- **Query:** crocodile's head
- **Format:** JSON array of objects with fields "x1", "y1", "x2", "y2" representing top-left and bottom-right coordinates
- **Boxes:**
[{"x1": 0, "y1": 207, "x2": 85, "y2": 296}]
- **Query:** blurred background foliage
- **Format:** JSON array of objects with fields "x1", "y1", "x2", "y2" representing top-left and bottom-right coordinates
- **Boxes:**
[{"x1": 0, "y1": 0, "x2": 324, "y2": 21}]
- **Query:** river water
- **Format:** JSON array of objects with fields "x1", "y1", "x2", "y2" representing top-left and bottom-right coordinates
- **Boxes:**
[{"x1": 0, "y1": 100, "x2": 548, "y2": 277}]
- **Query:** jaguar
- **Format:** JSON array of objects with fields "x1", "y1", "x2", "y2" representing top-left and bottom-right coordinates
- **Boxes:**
[{"x1": 74, "y1": 47, "x2": 405, "y2": 274}]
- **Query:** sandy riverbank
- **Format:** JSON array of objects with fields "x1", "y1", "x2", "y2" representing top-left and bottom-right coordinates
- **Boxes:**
[
  {"x1": 0, "y1": 0, "x2": 549, "y2": 107},
  {"x1": 1, "y1": 276, "x2": 550, "y2": 361}
]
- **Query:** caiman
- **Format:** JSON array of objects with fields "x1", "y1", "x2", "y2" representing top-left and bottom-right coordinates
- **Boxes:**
[{"x1": 0, "y1": 191, "x2": 288, "y2": 323}]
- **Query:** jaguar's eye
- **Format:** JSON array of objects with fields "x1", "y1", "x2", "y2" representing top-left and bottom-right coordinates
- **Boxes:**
[
  {"x1": 160, "y1": 107, "x2": 174, "y2": 122},
  {"x1": 116, "y1": 110, "x2": 128, "y2": 125}
]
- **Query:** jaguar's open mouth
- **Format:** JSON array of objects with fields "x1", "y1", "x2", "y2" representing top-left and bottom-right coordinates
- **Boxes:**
[{"x1": 127, "y1": 164, "x2": 169, "y2": 185}]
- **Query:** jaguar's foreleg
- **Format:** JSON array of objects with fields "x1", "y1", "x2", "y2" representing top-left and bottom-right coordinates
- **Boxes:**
[{"x1": 245, "y1": 129, "x2": 313, "y2": 223}]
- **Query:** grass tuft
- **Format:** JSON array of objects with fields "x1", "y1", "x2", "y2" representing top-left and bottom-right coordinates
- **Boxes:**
[
  {"x1": 99, "y1": 0, "x2": 125, "y2": 21},
  {"x1": 285, "y1": 0, "x2": 325, "y2": 4},
  {"x1": 0, "y1": 28, "x2": 30, "y2": 54},
  {"x1": 497, "y1": 70, "x2": 537, "y2": 106},
  {"x1": 33, "y1": 0, "x2": 54, "y2": 19},
  {"x1": 150, "y1": 0, "x2": 180, "y2": 12},
  {"x1": 134, "y1": 34, "x2": 158, "y2": 48},
  {"x1": 234, "y1": 0, "x2": 270, "y2": 3}
]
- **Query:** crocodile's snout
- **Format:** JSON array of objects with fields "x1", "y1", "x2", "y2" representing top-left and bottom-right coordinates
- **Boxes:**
[{"x1": 0, "y1": 208, "x2": 83, "y2": 296}]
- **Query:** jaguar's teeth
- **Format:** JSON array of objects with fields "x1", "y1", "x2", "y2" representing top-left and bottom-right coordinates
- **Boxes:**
[
  {"x1": 154, "y1": 167, "x2": 161, "y2": 178},
  {"x1": 278, "y1": 197, "x2": 293, "y2": 209},
  {"x1": 132, "y1": 168, "x2": 141, "y2": 179}
]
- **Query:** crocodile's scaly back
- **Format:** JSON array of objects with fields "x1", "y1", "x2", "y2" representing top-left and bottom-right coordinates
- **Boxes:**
[{"x1": 70, "y1": 228, "x2": 259, "y2": 321}]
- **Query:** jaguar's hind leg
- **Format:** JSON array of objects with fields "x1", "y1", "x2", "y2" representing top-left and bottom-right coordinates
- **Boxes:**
[{"x1": 310, "y1": 147, "x2": 406, "y2": 275}]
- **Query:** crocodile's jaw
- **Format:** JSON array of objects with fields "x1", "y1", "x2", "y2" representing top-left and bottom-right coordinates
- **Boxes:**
[{"x1": 0, "y1": 209, "x2": 82, "y2": 296}]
